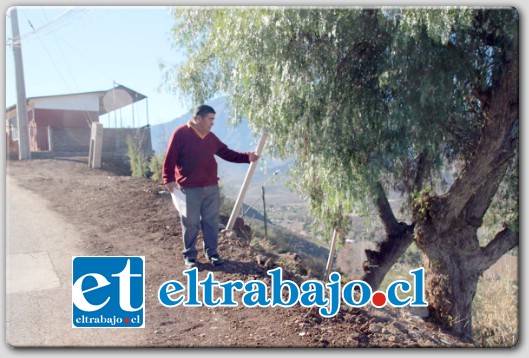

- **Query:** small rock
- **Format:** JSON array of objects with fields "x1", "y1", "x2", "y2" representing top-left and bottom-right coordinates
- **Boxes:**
[
  {"x1": 408, "y1": 306, "x2": 430, "y2": 318},
  {"x1": 392, "y1": 321, "x2": 408, "y2": 333}
]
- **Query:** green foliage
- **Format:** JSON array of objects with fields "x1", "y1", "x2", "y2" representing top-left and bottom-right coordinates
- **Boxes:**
[
  {"x1": 148, "y1": 153, "x2": 165, "y2": 183},
  {"x1": 126, "y1": 136, "x2": 149, "y2": 178},
  {"x1": 411, "y1": 188, "x2": 433, "y2": 221},
  {"x1": 163, "y1": 7, "x2": 519, "y2": 232}
]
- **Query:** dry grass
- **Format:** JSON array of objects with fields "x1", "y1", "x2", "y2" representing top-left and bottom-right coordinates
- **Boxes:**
[{"x1": 472, "y1": 253, "x2": 519, "y2": 347}]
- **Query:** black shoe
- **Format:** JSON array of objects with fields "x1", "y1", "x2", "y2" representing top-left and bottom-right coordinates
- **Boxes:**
[
  {"x1": 184, "y1": 258, "x2": 197, "y2": 269},
  {"x1": 208, "y1": 255, "x2": 224, "y2": 266}
]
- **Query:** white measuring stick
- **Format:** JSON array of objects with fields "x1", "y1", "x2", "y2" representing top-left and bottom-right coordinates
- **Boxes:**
[{"x1": 226, "y1": 132, "x2": 268, "y2": 231}]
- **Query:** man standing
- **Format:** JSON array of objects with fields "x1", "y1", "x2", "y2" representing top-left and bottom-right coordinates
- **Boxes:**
[{"x1": 163, "y1": 104, "x2": 259, "y2": 269}]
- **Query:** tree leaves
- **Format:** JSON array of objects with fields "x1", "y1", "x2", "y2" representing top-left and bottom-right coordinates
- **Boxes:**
[{"x1": 163, "y1": 7, "x2": 518, "y2": 234}]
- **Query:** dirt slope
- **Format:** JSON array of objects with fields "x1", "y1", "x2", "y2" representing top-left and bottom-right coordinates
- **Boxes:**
[{"x1": 5, "y1": 157, "x2": 472, "y2": 348}]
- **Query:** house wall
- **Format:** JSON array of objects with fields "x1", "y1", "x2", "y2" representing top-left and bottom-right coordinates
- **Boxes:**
[
  {"x1": 48, "y1": 126, "x2": 153, "y2": 159},
  {"x1": 48, "y1": 127, "x2": 91, "y2": 152},
  {"x1": 102, "y1": 127, "x2": 153, "y2": 158},
  {"x1": 33, "y1": 108, "x2": 99, "y2": 129},
  {"x1": 30, "y1": 109, "x2": 99, "y2": 151},
  {"x1": 29, "y1": 94, "x2": 100, "y2": 112}
]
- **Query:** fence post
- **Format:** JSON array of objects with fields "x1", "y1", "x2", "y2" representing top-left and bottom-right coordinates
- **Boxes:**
[
  {"x1": 262, "y1": 185, "x2": 267, "y2": 239},
  {"x1": 47, "y1": 126, "x2": 54, "y2": 152},
  {"x1": 89, "y1": 122, "x2": 103, "y2": 168},
  {"x1": 325, "y1": 227, "x2": 340, "y2": 281}
]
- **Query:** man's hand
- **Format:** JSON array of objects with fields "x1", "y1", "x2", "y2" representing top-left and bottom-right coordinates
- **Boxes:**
[
  {"x1": 248, "y1": 152, "x2": 260, "y2": 162},
  {"x1": 165, "y1": 182, "x2": 176, "y2": 193}
]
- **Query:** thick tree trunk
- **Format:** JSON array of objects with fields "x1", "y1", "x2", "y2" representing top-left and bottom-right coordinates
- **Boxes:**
[
  {"x1": 361, "y1": 56, "x2": 518, "y2": 342},
  {"x1": 414, "y1": 215, "x2": 482, "y2": 341},
  {"x1": 414, "y1": 199, "x2": 518, "y2": 341},
  {"x1": 413, "y1": 57, "x2": 519, "y2": 341}
]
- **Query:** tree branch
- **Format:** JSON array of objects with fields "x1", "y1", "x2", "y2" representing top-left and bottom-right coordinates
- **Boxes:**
[
  {"x1": 476, "y1": 227, "x2": 519, "y2": 274},
  {"x1": 361, "y1": 182, "x2": 414, "y2": 290},
  {"x1": 373, "y1": 182, "x2": 401, "y2": 234},
  {"x1": 443, "y1": 57, "x2": 518, "y2": 224},
  {"x1": 362, "y1": 230, "x2": 414, "y2": 291}
]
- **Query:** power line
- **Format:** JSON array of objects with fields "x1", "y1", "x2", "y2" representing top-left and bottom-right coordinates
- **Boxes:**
[
  {"x1": 33, "y1": 31, "x2": 95, "y2": 127},
  {"x1": 49, "y1": 30, "x2": 115, "y2": 82},
  {"x1": 12, "y1": 7, "x2": 90, "y2": 43},
  {"x1": 30, "y1": 7, "x2": 121, "y2": 86},
  {"x1": 20, "y1": 9, "x2": 97, "y2": 127}
]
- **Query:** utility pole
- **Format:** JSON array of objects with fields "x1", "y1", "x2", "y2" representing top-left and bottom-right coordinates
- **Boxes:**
[{"x1": 10, "y1": 7, "x2": 31, "y2": 160}]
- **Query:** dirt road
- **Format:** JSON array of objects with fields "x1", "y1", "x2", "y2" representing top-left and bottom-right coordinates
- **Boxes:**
[{"x1": 5, "y1": 175, "x2": 144, "y2": 347}]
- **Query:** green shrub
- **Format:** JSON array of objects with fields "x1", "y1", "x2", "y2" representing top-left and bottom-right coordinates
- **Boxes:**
[
  {"x1": 126, "y1": 136, "x2": 148, "y2": 178},
  {"x1": 148, "y1": 153, "x2": 165, "y2": 183}
]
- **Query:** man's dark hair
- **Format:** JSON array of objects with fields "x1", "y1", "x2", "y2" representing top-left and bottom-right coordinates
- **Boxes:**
[{"x1": 192, "y1": 105, "x2": 216, "y2": 118}]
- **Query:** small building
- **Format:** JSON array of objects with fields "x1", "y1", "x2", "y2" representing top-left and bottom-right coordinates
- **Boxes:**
[{"x1": 6, "y1": 84, "x2": 152, "y2": 159}]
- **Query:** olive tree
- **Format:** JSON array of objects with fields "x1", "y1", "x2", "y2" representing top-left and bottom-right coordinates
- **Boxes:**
[{"x1": 162, "y1": 7, "x2": 518, "y2": 341}]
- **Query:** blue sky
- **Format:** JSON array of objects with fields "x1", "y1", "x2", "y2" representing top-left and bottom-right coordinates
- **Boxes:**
[
  {"x1": 5, "y1": 6, "x2": 189, "y2": 127},
  {"x1": 5, "y1": 3, "x2": 527, "y2": 130}
]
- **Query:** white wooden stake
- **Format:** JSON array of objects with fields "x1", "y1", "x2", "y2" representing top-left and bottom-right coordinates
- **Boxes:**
[
  {"x1": 88, "y1": 122, "x2": 103, "y2": 168},
  {"x1": 226, "y1": 132, "x2": 268, "y2": 231},
  {"x1": 325, "y1": 227, "x2": 340, "y2": 281}
]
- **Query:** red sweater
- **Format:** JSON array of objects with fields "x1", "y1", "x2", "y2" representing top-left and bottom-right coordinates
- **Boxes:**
[{"x1": 162, "y1": 123, "x2": 250, "y2": 188}]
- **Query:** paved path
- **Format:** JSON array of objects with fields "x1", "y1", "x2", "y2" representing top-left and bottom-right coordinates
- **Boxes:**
[{"x1": 4, "y1": 175, "x2": 144, "y2": 348}]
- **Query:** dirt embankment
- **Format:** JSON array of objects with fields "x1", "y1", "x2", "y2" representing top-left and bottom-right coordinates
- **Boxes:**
[{"x1": 6, "y1": 157, "x2": 472, "y2": 348}]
